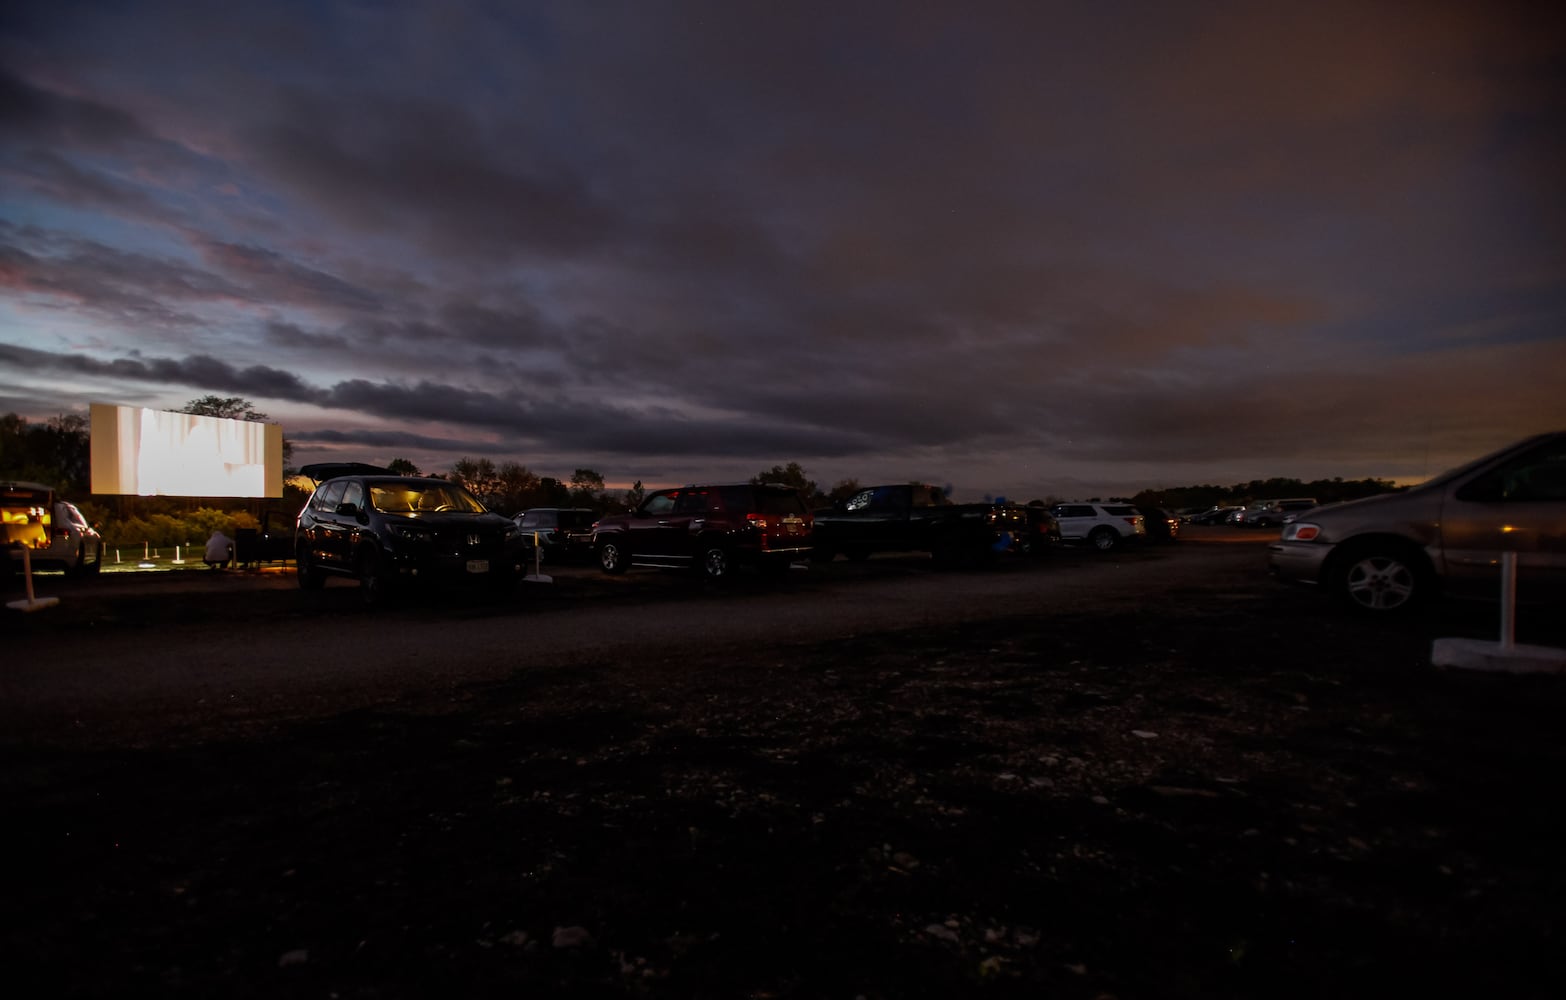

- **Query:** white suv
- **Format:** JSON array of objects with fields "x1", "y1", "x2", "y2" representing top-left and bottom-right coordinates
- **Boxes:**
[{"x1": 1049, "y1": 502, "x2": 1146, "y2": 551}]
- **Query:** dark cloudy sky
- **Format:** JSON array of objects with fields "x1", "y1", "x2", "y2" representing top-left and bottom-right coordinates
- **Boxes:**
[{"x1": 3, "y1": 0, "x2": 1563, "y2": 500}]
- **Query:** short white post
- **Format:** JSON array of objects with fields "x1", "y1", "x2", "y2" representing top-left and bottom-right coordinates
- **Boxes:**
[
  {"x1": 172, "y1": 544, "x2": 185, "y2": 565},
  {"x1": 6, "y1": 548, "x2": 60, "y2": 612},
  {"x1": 524, "y1": 530, "x2": 552, "y2": 583},
  {"x1": 1499, "y1": 551, "x2": 1517, "y2": 651}
]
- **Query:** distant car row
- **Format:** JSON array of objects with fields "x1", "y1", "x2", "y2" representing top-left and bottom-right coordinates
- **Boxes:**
[
  {"x1": 1183, "y1": 498, "x2": 1317, "y2": 527},
  {"x1": 284, "y1": 465, "x2": 1197, "y2": 605}
]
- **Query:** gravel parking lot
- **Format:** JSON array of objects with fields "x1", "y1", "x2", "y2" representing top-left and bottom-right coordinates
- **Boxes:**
[{"x1": 5, "y1": 532, "x2": 1563, "y2": 998}]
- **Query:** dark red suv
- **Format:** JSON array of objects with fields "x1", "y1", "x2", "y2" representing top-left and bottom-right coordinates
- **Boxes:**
[{"x1": 592, "y1": 483, "x2": 812, "y2": 579}]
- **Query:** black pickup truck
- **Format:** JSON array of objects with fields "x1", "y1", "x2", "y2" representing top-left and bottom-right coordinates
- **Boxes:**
[{"x1": 810, "y1": 484, "x2": 1031, "y2": 567}]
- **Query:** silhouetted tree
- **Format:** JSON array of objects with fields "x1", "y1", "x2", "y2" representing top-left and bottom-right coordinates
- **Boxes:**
[
  {"x1": 0, "y1": 413, "x2": 89, "y2": 491},
  {"x1": 180, "y1": 395, "x2": 296, "y2": 473},
  {"x1": 569, "y1": 468, "x2": 606, "y2": 508},
  {"x1": 752, "y1": 462, "x2": 823, "y2": 505},
  {"x1": 386, "y1": 457, "x2": 421, "y2": 476}
]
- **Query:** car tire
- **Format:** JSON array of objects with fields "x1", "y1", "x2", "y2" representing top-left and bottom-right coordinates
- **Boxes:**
[
  {"x1": 597, "y1": 539, "x2": 627, "y2": 575},
  {"x1": 296, "y1": 545, "x2": 325, "y2": 590},
  {"x1": 698, "y1": 545, "x2": 730, "y2": 580},
  {"x1": 66, "y1": 542, "x2": 88, "y2": 578},
  {"x1": 1089, "y1": 527, "x2": 1120, "y2": 552},
  {"x1": 356, "y1": 546, "x2": 393, "y2": 607},
  {"x1": 1331, "y1": 542, "x2": 1433, "y2": 615}
]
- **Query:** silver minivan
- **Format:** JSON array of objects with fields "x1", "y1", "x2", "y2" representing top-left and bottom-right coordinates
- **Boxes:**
[{"x1": 1268, "y1": 432, "x2": 1566, "y2": 613}]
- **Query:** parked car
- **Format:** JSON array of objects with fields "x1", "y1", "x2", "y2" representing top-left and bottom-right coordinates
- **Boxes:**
[
  {"x1": 811, "y1": 484, "x2": 1029, "y2": 566},
  {"x1": 295, "y1": 464, "x2": 526, "y2": 604},
  {"x1": 1021, "y1": 503, "x2": 1063, "y2": 556},
  {"x1": 1136, "y1": 505, "x2": 1181, "y2": 542},
  {"x1": 1049, "y1": 502, "x2": 1146, "y2": 551},
  {"x1": 513, "y1": 507, "x2": 597, "y2": 564},
  {"x1": 1269, "y1": 432, "x2": 1566, "y2": 614},
  {"x1": 2, "y1": 480, "x2": 103, "y2": 577},
  {"x1": 593, "y1": 482, "x2": 812, "y2": 579},
  {"x1": 1187, "y1": 505, "x2": 1244, "y2": 525},
  {"x1": 1234, "y1": 498, "x2": 1318, "y2": 528}
]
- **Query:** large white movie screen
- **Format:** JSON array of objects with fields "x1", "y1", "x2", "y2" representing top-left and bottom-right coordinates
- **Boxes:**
[{"x1": 91, "y1": 403, "x2": 284, "y2": 498}]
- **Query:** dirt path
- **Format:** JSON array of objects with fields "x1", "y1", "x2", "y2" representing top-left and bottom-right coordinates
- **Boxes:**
[{"x1": 6, "y1": 538, "x2": 1564, "y2": 998}]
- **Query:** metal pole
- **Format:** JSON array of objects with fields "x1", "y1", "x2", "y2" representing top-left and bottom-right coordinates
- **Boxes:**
[{"x1": 1499, "y1": 551, "x2": 1517, "y2": 651}]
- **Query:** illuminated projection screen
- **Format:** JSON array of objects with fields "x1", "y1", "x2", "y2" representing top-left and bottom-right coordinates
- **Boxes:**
[{"x1": 90, "y1": 403, "x2": 284, "y2": 498}]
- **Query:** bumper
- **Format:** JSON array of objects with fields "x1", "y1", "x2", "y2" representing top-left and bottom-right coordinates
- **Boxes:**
[{"x1": 1267, "y1": 541, "x2": 1331, "y2": 585}]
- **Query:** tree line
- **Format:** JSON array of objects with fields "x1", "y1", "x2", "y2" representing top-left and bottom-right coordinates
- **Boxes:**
[{"x1": 4, "y1": 402, "x2": 1402, "y2": 548}]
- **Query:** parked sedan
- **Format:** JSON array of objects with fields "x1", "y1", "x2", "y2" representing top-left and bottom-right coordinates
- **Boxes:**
[
  {"x1": 1187, "y1": 505, "x2": 1243, "y2": 525},
  {"x1": 513, "y1": 507, "x2": 597, "y2": 564}
]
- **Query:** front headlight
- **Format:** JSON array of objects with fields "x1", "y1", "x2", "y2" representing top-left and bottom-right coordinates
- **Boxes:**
[
  {"x1": 1280, "y1": 522, "x2": 1322, "y2": 542},
  {"x1": 387, "y1": 523, "x2": 432, "y2": 540}
]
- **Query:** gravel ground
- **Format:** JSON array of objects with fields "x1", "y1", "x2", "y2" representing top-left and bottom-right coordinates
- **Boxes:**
[{"x1": 4, "y1": 535, "x2": 1564, "y2": 998}]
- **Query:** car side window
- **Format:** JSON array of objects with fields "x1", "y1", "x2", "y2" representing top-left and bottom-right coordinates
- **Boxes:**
[
  {"x1": 313, "y1": 481, "x2": 346, "y2": 512},
  {"x1": 674, "y1": 490, "x2": 717, "y2": 515},
  {"x1": 641, "y1": 493, "x2": 676, "y2": 517},
  {"x1": 1055, "y1": 505, "x2": 1094, "y2": 518},
  {"x1": 340, "y1": 481, "x2": 365, "y2": 511},
  {"x1": 845, "y1": 489, "x2": 875, "y2": 512},
  {"x1": 871, "y1": 486, "x2": 909, "y2": 512},
  {"x1": 1460, "y1": 442, "x2": 1566, "y2": 503}
]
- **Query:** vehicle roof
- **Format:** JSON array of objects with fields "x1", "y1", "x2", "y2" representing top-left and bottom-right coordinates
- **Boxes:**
[
  {"x1": 1, "y1": 480, "x2": 54, "y2": 493},
  {"x1": 299, "y1": 462, "x2": 394, "y2": 484}
]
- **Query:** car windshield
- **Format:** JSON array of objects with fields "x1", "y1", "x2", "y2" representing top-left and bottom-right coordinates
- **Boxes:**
[{"x1": 368, "y1": 481, "x2": 487, "y2": 514}]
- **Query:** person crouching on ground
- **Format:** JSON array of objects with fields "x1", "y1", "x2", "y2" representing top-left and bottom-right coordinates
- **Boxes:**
[{"x1": 204, "y1": 529, "x2": 233, "y2": 569}]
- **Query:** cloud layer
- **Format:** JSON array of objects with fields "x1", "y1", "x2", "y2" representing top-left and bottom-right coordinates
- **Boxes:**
[{"x1": 2, "y1": 0, "x2": 1563, "y2": 496}]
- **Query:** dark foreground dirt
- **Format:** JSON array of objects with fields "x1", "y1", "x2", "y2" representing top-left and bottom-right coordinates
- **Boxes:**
[{"x1": 5, "y1": 548, "x2": 1565, "y2": 999}]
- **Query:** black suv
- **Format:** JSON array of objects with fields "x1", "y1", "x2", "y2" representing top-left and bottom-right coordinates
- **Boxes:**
[
  {"x1": 513, "y1": 507, "x2": 597, "y2": 564},
  {"x1": 592, "y1": 483, "x2": 812, "y2": 579},
  {"x1": 295, "y1": 464, "x2": 525, "y2": 603}
]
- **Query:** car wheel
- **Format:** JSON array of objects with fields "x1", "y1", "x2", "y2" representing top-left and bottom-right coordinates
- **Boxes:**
[
  {"x1": 597, "y1": 540, "x2": 627, "y2": 575},
  {"x1": 66, "y1": 542, "x2": 87, "y2": 578},
  {"x1": 698, "y1": 545, "x2": 730, "y2": 580},
  {"x1": 1334, "y1": 544, "x2": 1431, "y2": 615},
  {"x1": 296, "y1": 545, "x2": 325, "y2": 590},
  {"x1": 356, "y1": 546, "x2": 393, "y2": 606},
  {"x1": 1089, "y1": 527, "x2": 1119, "y2": 551},
  {"x1": 85, "y1": 542, "x2": 102, "y2": 574}
]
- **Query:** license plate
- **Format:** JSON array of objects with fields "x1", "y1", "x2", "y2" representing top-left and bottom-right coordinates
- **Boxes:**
[{"x1": 466, "y1": 559, "x2": 489, "y2": 573}]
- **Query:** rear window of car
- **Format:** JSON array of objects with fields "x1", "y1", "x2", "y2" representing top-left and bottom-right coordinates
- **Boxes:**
[{"x1": 720, "y1": 486, "x2": 806, "y2": 515}]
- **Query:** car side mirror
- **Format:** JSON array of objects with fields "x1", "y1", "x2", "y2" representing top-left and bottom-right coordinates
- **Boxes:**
[{"x1": 336, "y1": 501, "x2": 361, "y2": 517}]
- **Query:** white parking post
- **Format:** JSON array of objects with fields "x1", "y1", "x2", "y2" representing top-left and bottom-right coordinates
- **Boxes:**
[
  {"x1": 524, "y1": 530, "x2": 552, "y2": 583},
  {"x1": 1500, "y1": 551, "x2": 1517, "y2": 651}
]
